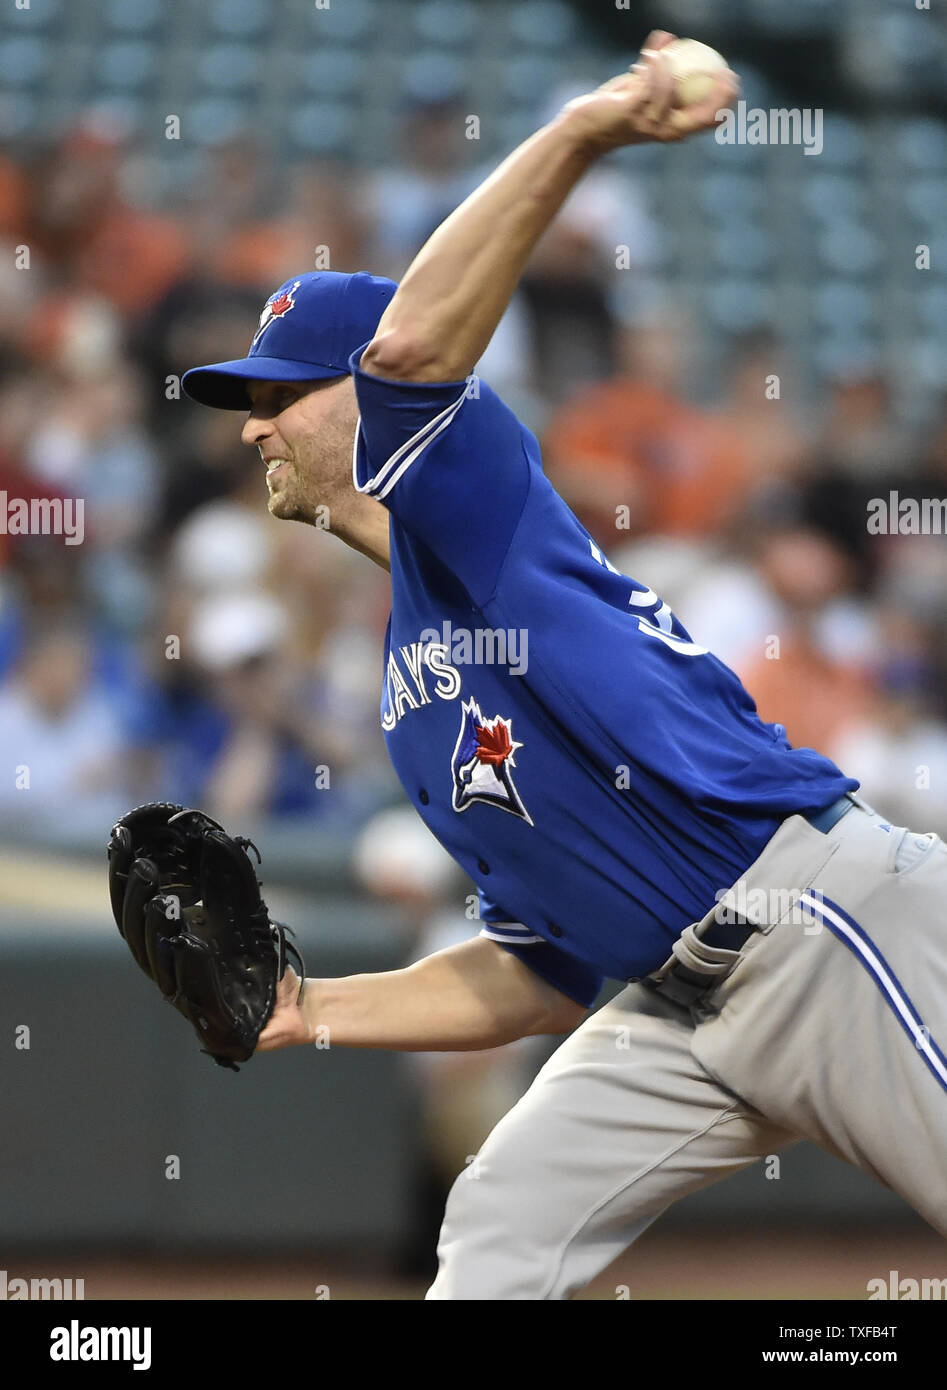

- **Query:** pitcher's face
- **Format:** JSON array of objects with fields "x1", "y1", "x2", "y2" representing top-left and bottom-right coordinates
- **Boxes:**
[{"x1": 241, "y1": 376, "x2": 360, "y2": 524}]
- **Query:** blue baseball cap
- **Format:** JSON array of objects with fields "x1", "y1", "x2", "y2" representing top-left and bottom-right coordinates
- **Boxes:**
[{"x1": 182, "y1": 270, "x2": 398, "y2": 410}]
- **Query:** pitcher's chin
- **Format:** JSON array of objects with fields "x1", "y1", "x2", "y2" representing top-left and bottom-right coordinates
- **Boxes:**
[{"x1": 266, "y1": 491, "x2": 298, "y2": 521}]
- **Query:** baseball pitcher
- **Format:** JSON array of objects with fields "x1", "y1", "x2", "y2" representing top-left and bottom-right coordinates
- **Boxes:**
[{"x1": 135, "y1": 34, "x2": 946, "y2": 1297}]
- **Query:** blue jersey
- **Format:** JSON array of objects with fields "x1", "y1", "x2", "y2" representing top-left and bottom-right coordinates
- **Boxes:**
[{"x1": 350, "y1": 349, "x2": 858, "y2": 1008}]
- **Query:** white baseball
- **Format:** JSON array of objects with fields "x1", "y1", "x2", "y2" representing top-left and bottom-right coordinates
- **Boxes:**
[{"x1": 662, "y1": 38, "x2": 731, "y2": 107}]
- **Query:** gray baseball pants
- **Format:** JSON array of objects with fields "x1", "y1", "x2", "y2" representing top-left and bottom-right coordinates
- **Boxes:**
[{"x1": 426, "y1": 797, "x2": 947, "y2": 1299}]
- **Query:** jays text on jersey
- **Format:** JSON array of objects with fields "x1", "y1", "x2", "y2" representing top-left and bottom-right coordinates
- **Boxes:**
[{"x1": 349, "y1": 347, "x2": 858, "y2": 1008}]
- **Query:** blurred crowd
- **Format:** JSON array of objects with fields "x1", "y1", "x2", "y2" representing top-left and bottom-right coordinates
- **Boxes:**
[
  {"x1": 2, "y1": 89, "x2": 947, "y2": 1272},
  {"x1": 1, "y1": 92, "x2": 947, "y2": 854}
]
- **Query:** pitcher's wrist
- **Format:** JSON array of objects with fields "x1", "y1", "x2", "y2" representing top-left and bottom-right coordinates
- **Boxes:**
[
  {"x1": 299, "y1": 976, "x2": 322, "y2": 1046},
  {"x1": 549, "y1": 104, "x2": 618, "y2": 162}
]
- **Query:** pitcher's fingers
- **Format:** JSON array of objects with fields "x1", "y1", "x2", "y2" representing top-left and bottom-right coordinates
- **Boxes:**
[
  {"x1": 670, "y1": 70, "x2": 741, "y2": 138},
  {"x1": 636, "y1": 47, "x2": 677, "y2": 131},
  {"x1": 639, "y1": 29, "x2": 677, "y2": 55}
]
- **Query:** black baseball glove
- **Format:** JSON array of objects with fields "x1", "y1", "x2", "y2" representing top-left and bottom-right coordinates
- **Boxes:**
[{"x1": 107, "y1": 802, "x2": 304, "y2": 1070}]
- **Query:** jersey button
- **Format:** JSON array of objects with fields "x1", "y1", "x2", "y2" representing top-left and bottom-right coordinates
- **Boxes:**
[
  {"x1": 477, "y1": 859, "x2": 490, "y2": 875},
  {"x1": 418, "y1": 789, "x2": 429, "y2": 805},
  {"x1": 549, "y1": 923, "x2": 563, "y2": 938}
]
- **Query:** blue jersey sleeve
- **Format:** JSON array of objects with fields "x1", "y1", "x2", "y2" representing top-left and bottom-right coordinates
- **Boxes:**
[
  {"x1": 349, "y1": 345, "x2": 531, "y2": 606},
  {"x1": 477, "y1": 887, "x2": 602, "y2": 1010}
]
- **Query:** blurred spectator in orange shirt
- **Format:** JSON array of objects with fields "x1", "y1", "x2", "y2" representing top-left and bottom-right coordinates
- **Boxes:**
[
  {"x1": 715, "y1": 329, "x2": 811, "y2": 488},
  {"x1": 542, "y1": 308, "x2": 750, "y2": 546},
  {"x1": 737, "y1": 526, "x2": 877, "y2": 759},
  {"x1": 818, "y1": 365, "x2": 904, "y2": 482},
  {"x1": 0, "y1": 151, "x2": 27, "y2": 238},
  {"x1": 215, "y1": 160, "x2": 370, "y2": 291},
  {"x1": 27, "y1": 118, "x2": 190, "y2": 318}
]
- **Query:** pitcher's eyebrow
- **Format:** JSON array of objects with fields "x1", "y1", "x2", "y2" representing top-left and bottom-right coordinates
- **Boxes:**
[{"x1": 248, "y1": 381, "x2": 293, "y2": 406}]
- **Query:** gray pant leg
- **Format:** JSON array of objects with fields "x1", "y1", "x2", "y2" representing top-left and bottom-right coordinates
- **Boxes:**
[
  {"x1": 426, "y1": 982, "x2": 794, "y2": 1300},
  {"x1": 693, "y1": 807, "x2": 947, "y2": 1235}
]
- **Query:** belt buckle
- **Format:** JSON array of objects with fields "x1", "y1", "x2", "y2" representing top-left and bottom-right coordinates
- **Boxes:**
[
  {"x1": 644, "y1": 959, "x2": 720, "y2": 1010},
  {"x1": 645, "y1": 918, "x2": 744, "y2": 1006}
]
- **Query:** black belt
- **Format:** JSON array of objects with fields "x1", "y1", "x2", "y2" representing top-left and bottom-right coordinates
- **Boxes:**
[{"x1": 646, "y1": 794, "x2": 856, "y2": 1006}]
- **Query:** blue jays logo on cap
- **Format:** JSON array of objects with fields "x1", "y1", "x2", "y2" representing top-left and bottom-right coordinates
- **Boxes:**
[
  {"x1": 181, "y1": 270, "x2": 398, "y2": 411},
  {"x1": 250, "y1": 278, "x2": 301, "y2": 350},
  {"x1": 451, "y1": 698, "x2": 533, "y2": 825}
]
